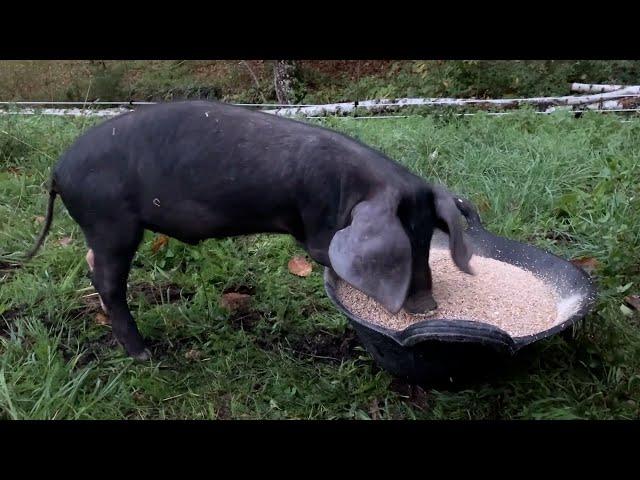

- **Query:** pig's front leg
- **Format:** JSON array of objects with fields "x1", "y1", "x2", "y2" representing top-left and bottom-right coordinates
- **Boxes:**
[{"x1": 402, "y1": 245, "x2": 437, "y2": 314}]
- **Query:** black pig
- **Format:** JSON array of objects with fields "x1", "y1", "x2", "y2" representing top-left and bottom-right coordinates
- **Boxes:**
[{"x1": 26, "y1": 101, "x2": 472, "y2": 360}]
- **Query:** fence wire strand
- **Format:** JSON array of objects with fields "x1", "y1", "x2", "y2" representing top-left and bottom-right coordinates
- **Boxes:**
[{"x1": 2, "y1": 100, "x2": 640, "y2": 121}]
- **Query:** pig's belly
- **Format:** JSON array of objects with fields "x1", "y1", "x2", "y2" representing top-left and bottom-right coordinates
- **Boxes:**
[{"x1": 139, "y1": 196, "x2": 305, "y2": 245}]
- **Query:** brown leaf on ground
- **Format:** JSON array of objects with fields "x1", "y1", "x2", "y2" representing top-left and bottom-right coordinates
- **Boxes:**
[
  {"x1": 184, "y1": 349, "x2": 202, "y2": 361},
  {"x1": 34, "y1": 215, "x2": 45, "y2": 224},
  {"x1": 95, "y1": 312, "x2": 110, "y2": 325},
  {"x1": 624, "y1": 295, "x2": 640, "y2": 311},
  {"x1": 369, "y1": 398, "x2": 381, "y2": 420},
  {"x1": 570, "y1": 256, "x2": 599, "y2": 274},
  {"x1": 132, "y1": 391, "x2": 146, "y2": 402},
  {"x1": 151, "y1": 235, "x2": 169, "y2": 254},
  {"x1": 58, "y1": 236, "x2": 73, "y2": 247},
  {"x1": 220, "y1": 292, "x2": 252, "y2": 312},
  {"x1": 288, "y1": 256, "x2": 312, "y2": 277}
]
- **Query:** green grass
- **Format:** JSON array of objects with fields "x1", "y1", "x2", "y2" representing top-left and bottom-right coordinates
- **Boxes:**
[{"x1": 1, "y1": 111, "x2": 639, "y2": 419}]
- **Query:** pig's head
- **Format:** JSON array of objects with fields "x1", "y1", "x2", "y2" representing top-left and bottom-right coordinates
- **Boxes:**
[{"x1": 328, "y1": 183, "x2": 473, "y2": 314}]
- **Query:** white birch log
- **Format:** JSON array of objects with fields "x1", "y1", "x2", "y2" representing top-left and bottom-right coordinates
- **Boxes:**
[
  {"x1": 4, "y1": 90, "x2": 640, "y2": 119},
  {"x1": 264, "y1": 88, "x2": 640, "y2": 117},
  {"x1": 583, "y1": 100, "x2": 626, "y2": 110},
  {"x1": 570, "y1": 83, "x2": 626, "y2": 94},
  {"x1": 582, "y1": 98, "x2": 640, "y2": 110},
  {"x1": 0, "y1": 107, "x2": 131, "y2": 117}
]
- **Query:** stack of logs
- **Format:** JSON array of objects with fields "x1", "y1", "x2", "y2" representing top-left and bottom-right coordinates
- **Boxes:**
[{"x1": 264, "y1": 83, "x2": 640, "y2": 117}]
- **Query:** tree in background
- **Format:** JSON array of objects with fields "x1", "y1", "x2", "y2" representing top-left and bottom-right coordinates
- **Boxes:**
[{"x1": 273, "y1": 60, "x2": 298, "y2": 104}]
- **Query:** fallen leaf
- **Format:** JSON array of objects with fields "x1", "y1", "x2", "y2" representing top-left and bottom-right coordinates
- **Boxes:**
[
  {"x1": 184, "y1": 349, "x2": 202, "y2": 361},
  {"x1": 95, "y1": 312, "x2": 110, "y2": 325},
  {"x1": 151, "y1": 235, "x2": 169, "y2": 254},
  {"x1": 288, "y1": 256, "x2": 312, "y2": 277},
  {"x1": 624, "y1": 295, "x2": 640, "y2": 311},
  {"x1": 58, "y1": 236, "x2": 73, "y2": 247},
  {"x1": 220, "y1": 292, "x2": 252, "y2": 312},
  {"x1": 369, "y1": 398, "x2": 381, "y2": 420},
  {"x1": 570, "y1": 256, "x2": 599, "y2": 274},
  {"x1": 34, "y1": 215, "x2": 45, "y2": 224}
]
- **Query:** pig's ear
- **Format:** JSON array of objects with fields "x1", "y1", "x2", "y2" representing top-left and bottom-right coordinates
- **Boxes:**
[
  {"x1": 433, "y1": 186, "x2": 473, "y2": 274},
  {"x1": 329, "y1": 191, "x2": 412, "y2": 314}
]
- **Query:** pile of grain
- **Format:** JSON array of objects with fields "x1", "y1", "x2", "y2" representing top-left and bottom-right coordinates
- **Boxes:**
[{"x1": 336, "y1": 249, "x2": 566, "y2": 338}]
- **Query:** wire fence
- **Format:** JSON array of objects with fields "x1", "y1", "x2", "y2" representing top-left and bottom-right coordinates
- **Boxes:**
[
  {"x1": 2, "y1": 98, "x2": 640, "y2": 120},
  {"x1": 2, "y1": 93, "x2": 640, "y2": 107},
  {"x1": 0, "y1": 101, "x2": 317, "y2": 108}
]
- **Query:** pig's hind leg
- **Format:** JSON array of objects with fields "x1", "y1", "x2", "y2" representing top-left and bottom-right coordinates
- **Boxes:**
[
  {"x1": 86, "y1": 249, "x2": 108, "y2": 314},
  {"x1": 82, "y1": 216, "x2": 149, "y2": 361}
]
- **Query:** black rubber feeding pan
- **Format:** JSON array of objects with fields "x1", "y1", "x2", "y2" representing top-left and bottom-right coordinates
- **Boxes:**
[{"x1": 324, "y1": 197, "x2": 597, "y2": 385}]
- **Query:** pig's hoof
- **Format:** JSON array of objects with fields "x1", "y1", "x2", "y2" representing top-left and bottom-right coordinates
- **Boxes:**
[
  {"x1": 131, "y1": 348, "x2": 152, "y2": 362},
  {"x1": 403, "y1": 293, "x2": 438, "y2": 314}
]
